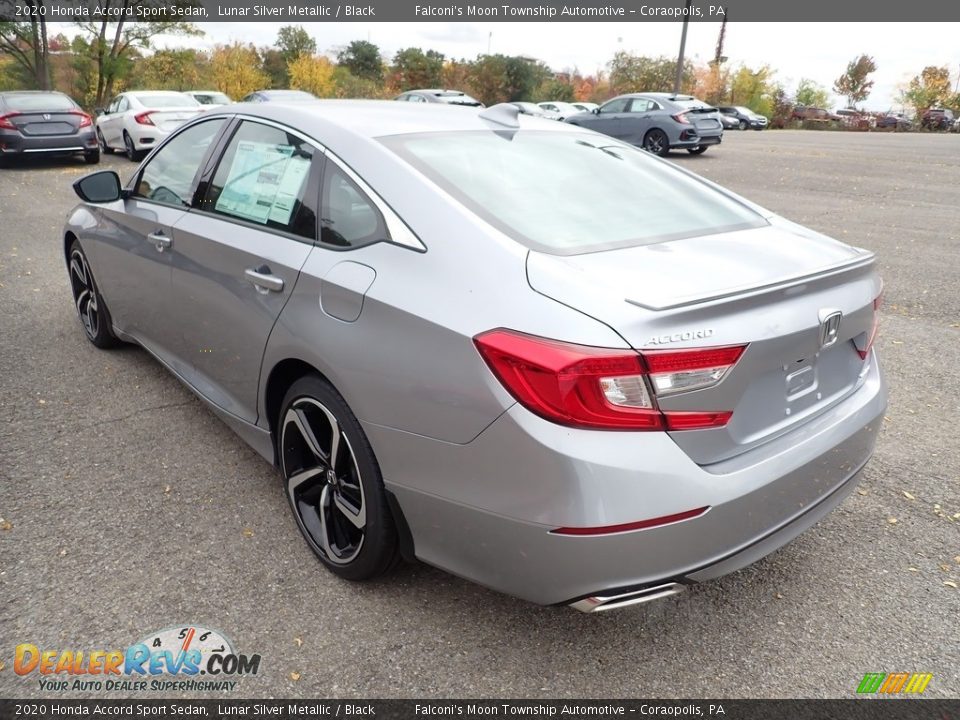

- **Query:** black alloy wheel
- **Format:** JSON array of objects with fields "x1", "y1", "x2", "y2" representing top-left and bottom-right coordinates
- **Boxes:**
[
  {"x1": 279, "y1": 375, "x2": 399, "y2": 580},
  {"x1": 68, "y1": 240, "x2": 118, "y2": 348},
  {"x1": 642, "y1": 129, "x2": 670, "y2": 157}
]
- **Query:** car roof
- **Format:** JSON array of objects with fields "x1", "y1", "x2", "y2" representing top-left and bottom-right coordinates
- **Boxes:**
[
  {"x1": 196, "y1": 100, "x2": 580, "y2": 141},
  {"x1": 640, "y1": 93, "x2": 695, "y2": 100},
  {"x1": 126, "y1": 90, "x2": 193, "y2": 97},
  {"x1": 0, "y1": 90, "x2": 69, "y2": 96}
]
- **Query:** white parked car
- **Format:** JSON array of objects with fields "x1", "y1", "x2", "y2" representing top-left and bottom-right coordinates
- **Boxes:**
[
  {"x1": 95, "y1": 91, "x2": 205, "y2": 161},
  {"x1": 537, "y1": 101, "x2": 587, "y2": 120},
  {"x1": 184, "y1": 90, "x2": 233, "y2": 108},
  {"x1": 572, "y1": 102, "x2": 599, "y2": 113}
]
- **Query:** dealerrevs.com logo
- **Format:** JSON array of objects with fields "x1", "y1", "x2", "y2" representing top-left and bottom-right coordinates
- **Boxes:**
[{"x1": 14, "y1": 626, "x2": 261, "y2": 693}]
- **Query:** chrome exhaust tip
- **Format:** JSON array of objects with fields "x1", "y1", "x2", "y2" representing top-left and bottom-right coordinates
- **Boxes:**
[{"x1": 569, "y1": 582, "x2": 685, "y2": 613}]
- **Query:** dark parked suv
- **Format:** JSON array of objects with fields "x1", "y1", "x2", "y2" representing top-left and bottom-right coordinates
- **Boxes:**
[
  {"x1": 718, "y1": 106, "x2": 768, "y2": 130},
  {"x1": 921, "y1": 108, "x2": 955, "y2": 131},
  {"x1": 0, "y1": 91, "x2": 99, "y2": 165}
]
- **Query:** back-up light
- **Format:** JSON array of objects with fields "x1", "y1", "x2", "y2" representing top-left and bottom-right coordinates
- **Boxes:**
[
  {"x1": 474, "y1": 329, "x2": 746, "y2": 431},
  {"x1": 855, "y1": 293, "x2": 883, "y2": 360},
  {"x1": 134, "y1": 112, "x2": 155, "y2": 126}
]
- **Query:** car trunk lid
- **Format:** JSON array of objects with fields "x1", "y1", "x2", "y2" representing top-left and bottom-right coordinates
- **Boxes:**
[
  {"x1": 8, "y1": 110, "x2": 84, "y2": 136},
  {"x1": 526, "y1": 220, "x2": 881, "y2": 464},
  {"x1": 142, "y1": 108, "x2": 204, "y2": 133}
]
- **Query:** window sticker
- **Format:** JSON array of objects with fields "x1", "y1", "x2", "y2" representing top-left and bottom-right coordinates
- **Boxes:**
[{"x1": 215, "y1": 141, "x2": 310, "y2": 226}]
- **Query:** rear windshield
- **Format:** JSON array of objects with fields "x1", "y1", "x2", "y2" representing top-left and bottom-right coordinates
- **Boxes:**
[
  {"x1": 673, "y1": 98, "x2": 714, "y2": 110},
  {"x1": 382, "y1": 131, "x2": 766, "y2": 255},
  {"x1": 268, "y1": 91, "x2": 316, "y2": 100},
  {"x1": 436, "y1": 92, "x2": 482, "y2": 105},
  {"x1": 192, "y1": 93, "x2": 231, "y2": 105},
  {"x1": 136, "y1": 94, "x2": 199, "y2": 108},
  {"x1": 4, "y1": 93, "x2": 76, "y2": 111}
]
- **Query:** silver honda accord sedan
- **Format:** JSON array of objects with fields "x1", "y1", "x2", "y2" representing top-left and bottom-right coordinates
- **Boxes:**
[{"x1": 63, "y1": 101, "x2": 887, "y2": 611}]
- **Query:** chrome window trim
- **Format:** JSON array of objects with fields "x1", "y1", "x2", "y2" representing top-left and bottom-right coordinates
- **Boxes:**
[{"x1": 323, "y1": 149, "x2": 427, "y2": 252}]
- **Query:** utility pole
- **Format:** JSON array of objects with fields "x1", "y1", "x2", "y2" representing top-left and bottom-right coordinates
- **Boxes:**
[{"x1": 673, "y1": 0, "x2": 693, "y2": 96}]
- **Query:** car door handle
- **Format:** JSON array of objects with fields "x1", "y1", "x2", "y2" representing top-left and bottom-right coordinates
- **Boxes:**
[
  {"x1": 147, "y1": 231, "x2": 172, "y2": 252},
  {"x1": 245, "y1": 267, "x2": 284, "y2": 293}
]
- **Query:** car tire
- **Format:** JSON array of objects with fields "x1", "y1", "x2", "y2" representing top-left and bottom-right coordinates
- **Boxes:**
[
  {"x1": 738, "y1": 120, "x2": 748, "y2": 130},
  {"x1": 97, "y1": 129, "x2": 114, "y2": 155},
  {"x1": 123, "y1": 131, "x2": 139, "y2": 162},
  {"x1": 84, "y1": 150, "x2": 100, "y2": 165},
  {"x1": 67, "y1": 239, "x2": 119, "y2": 349},
  {"x1": 279, "y1": 375, "x2": 400, "y2": 581},
  {"x1": 687, "y1": 146, "x2": 708, "y2": 155},
  {"x1": 642, "y1": 129, "x2": 670, "y2": 157}
]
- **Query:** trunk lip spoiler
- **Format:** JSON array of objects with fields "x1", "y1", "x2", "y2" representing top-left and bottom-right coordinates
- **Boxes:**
[{"x1": 624, "y1": 252, "x2": 876, "y2": 312}]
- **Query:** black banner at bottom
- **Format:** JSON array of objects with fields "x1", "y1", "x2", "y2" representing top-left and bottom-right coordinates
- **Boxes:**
[{"x1": 0, "y1": 699, "x2": 957, "y2": 720}]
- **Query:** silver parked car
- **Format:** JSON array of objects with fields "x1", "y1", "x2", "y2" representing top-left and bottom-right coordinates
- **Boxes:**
[
  {"x1": 64, "y1": 101, "x2": 886, "y2": 611},
  {"x1": 568, "y1": 92, "x2": 724, "y2": 156},
  {"x1": 95, "y1": 91, "x2": 205, "y2": 161},
  {"x1": 394, "y1": 89, "x2": 484, "y2": 107}
]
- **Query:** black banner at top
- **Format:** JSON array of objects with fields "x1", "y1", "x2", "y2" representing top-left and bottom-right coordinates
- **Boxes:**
[{"x1": 0, "y1": 0, "x2": 958, "y2": 22}]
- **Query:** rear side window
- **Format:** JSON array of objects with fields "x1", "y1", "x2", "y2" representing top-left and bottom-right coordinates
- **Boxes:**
[
  {"x1": 320, "y1": 164, "x2": 386, "y2": 249},
  {"x1": 204, "y1": 120, "x2": 318, "y2": 240},
  {"x1": 134, "y1": 119, "x2": 226, "y2": 207},
  {"x1": 3, "y1": 93, "x2": 76, "y2": 111},
  {"x1": 383, "y1": 131, "x2": 767, "y2": 255}
]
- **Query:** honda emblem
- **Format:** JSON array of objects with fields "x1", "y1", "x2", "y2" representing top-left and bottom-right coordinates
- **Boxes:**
[{"x1": 818, "y1": 310, "x2": 843, "y2": 349}]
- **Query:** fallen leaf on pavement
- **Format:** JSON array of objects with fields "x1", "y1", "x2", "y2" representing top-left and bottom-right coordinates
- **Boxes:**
[{"x1": 902, "y1": 491, "x2": 915, "y2": 500}]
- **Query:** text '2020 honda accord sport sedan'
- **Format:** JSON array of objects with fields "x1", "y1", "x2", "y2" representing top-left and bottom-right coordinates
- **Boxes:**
[{"x1": 64, "y1": 101, "x2": 886, "y2": 612}]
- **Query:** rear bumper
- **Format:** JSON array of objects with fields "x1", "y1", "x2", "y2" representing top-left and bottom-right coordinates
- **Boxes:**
[
  {"x1": 132, "y1": 126, "x2": 176, "y2": 151},
  {"x1": 370, "y1": 353, "x2": 886, "y2": 606},
  {"x1": 0, "y1": 128, "x2": 97, "y2": 154},
  {"x1": 672, "y1": 132, "x2": 722, "y2": 149}
]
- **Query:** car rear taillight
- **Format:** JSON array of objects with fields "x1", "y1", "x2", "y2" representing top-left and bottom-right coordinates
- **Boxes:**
[
  {"x1": 672, "y1": 111, "x2": 691, "y2": 124},
  {"x1": 474, "y1": 329, "x2": 746, "y2": 431},
  {"x1": 134, "y1": 112, "x2": 155, "y2": 126},
  {"x1": 0, "y1": 112, "x2": 20, "y2": 130},
  {"x1": 70, "y1": 111, "x2": 93, "y2": 128},
  {"x1": 855, "y1": 293, "x2": 883, "y2": 360},
  {"x1": 643, "y1": 345, "x2": 745, "y2": 396}
]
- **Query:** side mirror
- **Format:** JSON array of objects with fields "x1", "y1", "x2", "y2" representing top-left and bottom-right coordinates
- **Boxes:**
[
  {"x1": 73, "y1": 171, "x2": 123, "y2": 203},
  {"x1": 593, "y1": 107, "x2": 600, "y2": 114},
  {"x1": 94, "y1": 107, "x2": 105, "y2": 115}
]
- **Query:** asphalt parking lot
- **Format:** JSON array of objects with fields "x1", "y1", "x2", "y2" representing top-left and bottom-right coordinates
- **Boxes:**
[{"x1": 1, "y1": 130, "x2": 958, "y2": 699}]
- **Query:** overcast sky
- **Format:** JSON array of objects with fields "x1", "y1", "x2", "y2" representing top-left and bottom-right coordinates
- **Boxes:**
[{"x1": 72, "y1": 21, "x2": 960, "y2": 109}]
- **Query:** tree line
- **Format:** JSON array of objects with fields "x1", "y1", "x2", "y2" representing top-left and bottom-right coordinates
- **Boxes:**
[{"x1": 2, "y1": 16, "x2": 958, "y2": 121}]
